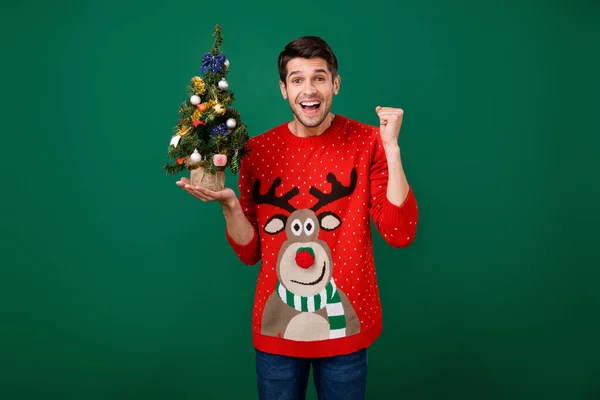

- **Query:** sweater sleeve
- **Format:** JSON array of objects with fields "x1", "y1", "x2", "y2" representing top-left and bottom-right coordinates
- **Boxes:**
[
  {"x1": 368, "y1": 129, "x2": 419, "y2": 248},
  {"x1": 225, "y1": 147, "x2": 262, "y2": 265}
]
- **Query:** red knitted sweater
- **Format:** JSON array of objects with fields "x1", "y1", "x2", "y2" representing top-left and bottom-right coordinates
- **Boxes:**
[{"x1": 226, "y1": 114, "x2": 418, "y2": 358}]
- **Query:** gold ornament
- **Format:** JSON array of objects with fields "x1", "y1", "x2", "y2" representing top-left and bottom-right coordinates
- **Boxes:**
[
  {"x1": 176, "y1": 126, "x2": 191, "y2": 136},
  {"x1": 191, "y1": 109, "x2": 202, "y2": 121},
  {"x1": 191, "y1": 76, "x2": 206, "y2": 94},
  {"x1": 206, "y1": 99, "x2": 217, "y2": 108},
  {"x1": 214, "y1": 103, "x2": 226, "y2": 115}
]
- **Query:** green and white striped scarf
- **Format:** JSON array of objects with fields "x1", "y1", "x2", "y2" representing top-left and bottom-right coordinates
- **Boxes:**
[{"x1": 276, "y1": 279, "x2": 346, "y2": 339}]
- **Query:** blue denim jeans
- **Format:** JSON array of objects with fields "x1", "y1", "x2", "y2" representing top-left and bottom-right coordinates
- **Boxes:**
[{"x1": 255, "y1": 348, "x2": 368, "y2": 400}]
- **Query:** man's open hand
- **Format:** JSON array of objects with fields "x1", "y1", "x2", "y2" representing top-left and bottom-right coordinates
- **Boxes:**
[{"x1": 176, "y1": 177, "x2": 237, "y2": 209}]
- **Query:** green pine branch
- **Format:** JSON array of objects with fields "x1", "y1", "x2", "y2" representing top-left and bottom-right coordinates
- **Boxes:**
[
  {"x1": 210, "y1": 24, "x2": 224, "y2": 55},
  {"x1": 164, "y1": 163, "x2": 186, "y2": 175}
]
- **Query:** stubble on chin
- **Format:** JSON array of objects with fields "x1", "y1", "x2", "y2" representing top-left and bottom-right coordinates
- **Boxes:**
[{"x1": 291, "y1": 104, "x2": 330, "y2": 128}]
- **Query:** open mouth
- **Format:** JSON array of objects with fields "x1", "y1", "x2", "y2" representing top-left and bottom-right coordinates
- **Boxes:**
[
  {"x1": 299, "y1": 101, "x2": 321, "y2": 114},
  {"x1": 290, "y1": 262, "x2": 327, "y2": 286}
]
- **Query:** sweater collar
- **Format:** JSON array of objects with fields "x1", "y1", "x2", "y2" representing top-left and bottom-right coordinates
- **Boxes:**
[{"x1": 278, "y1": 114, "x2": 348, "y2": 147}]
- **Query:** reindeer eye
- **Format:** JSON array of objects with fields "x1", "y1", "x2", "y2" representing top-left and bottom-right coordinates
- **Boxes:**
[
  {"x1": 291, "y1": 219, "x2": 302, "y2": 236},
  {"x1": 304, "y1": 218, "x2": 315, "y2": 235}
]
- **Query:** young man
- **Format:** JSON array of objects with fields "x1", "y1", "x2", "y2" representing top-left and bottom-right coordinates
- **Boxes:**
[{"x1": 176, "y1": 36, "x2": 418, "y2": 400}]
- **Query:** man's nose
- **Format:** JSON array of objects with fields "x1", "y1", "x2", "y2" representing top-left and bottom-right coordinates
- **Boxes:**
[{"x1": 302, "y1": 81, "x2": 316, "y2": 94}]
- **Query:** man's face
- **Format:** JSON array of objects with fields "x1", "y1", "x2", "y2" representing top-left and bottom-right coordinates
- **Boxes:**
[{"x1": 279, "y1": 57, "x2": 340, "y2": 129}]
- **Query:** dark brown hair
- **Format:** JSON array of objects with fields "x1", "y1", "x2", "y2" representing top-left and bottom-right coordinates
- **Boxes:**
[{"x1": 277, "y1": 36, "x2": 338, "y2": 85}]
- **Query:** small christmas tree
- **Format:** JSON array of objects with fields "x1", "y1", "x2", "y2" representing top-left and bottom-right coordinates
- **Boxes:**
[{"x1": 163, "y1": 24, "x2": 250, "y2": 191}]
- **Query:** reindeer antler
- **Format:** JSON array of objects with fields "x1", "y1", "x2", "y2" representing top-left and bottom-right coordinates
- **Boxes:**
[
  {"x1": 309, "y1": 168, "x2": 358, "y2": 211},
  {"x1": 252, "y1": 177, "x2": 299, "y2": 213}
]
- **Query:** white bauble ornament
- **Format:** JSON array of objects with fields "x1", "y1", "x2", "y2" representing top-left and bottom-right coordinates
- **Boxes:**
[
  {"x1": 190, "y1": 149, "x2": 201, "y2": 163},
  {"x1": 218, "y1": 78, "x2": 229, "y2": 90},
  {"x1": 226, "y1": 118, "x2": 237, "y2": 129},
  {"x1": 190, "y1": 95, "x2": 201, "y2": 105}
]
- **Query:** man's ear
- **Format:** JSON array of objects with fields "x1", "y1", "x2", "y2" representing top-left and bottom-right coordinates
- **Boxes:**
[
  {"x1": 333, "y1": 75, "x2": 341, "y2": 95},
  {"x1": 279, "y1": 80, "x2": 288, "y2": 99}
]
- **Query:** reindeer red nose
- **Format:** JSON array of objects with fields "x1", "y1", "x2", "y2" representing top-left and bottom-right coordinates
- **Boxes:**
[{"x1": 295, "y1": 247, "x2": 315, "y2": 269}]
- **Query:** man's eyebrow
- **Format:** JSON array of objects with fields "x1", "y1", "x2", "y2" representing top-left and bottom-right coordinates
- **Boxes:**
[{"x1": 288, "y1": 68, "x2": 328, "y2": 78}]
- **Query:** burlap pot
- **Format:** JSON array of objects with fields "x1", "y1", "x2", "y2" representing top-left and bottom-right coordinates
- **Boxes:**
[{"x1": 190, "y1": 167, "x2": 225, "y2": 191}]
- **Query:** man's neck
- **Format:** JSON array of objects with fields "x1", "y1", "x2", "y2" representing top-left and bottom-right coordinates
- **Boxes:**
[{"x1": 289, "y1": 113, "x2": 335, "y2": 138}]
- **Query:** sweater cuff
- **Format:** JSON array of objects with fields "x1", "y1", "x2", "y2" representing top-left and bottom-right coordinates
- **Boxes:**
[
  {"x1": 380, "y1": 186, "x2": 418, "y2": 224},
  {"x1": 226, "y1": 225, "x2": 260, "y2": 259}
]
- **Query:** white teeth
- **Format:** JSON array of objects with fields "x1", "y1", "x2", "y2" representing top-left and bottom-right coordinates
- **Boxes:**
[{"x1": 301, "y1": 101, "x2": 320, "y2": 106}]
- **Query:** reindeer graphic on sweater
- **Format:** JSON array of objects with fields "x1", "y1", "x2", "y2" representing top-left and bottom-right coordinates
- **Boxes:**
[{"x1": 253, "y1": 169, "x2": 361, "y2": 341}]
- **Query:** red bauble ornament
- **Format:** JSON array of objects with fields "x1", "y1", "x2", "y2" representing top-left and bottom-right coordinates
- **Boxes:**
[{"x1": 193, "y1": 120, "x2": 205, "y2": 127}]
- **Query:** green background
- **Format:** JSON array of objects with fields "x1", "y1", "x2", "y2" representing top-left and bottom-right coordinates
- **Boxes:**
[{"x1": 2, "y1": 0, "x2": 599, "y2": 399}]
